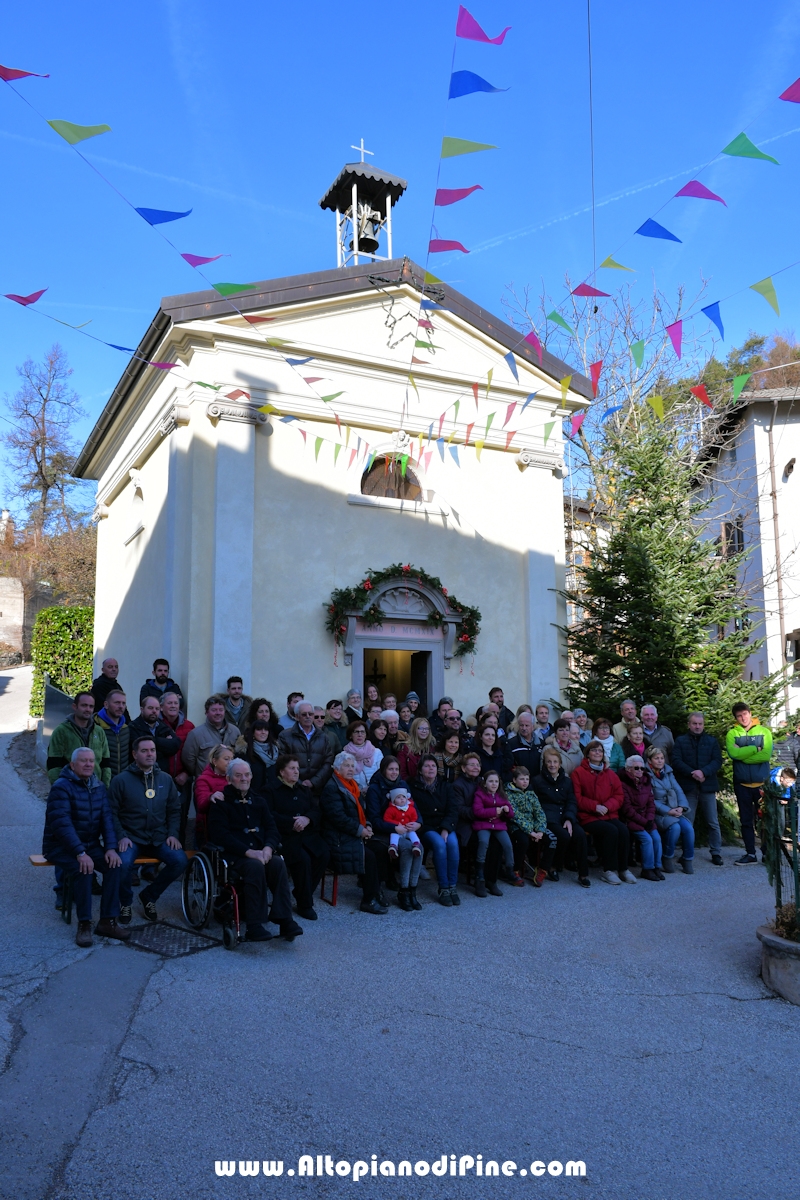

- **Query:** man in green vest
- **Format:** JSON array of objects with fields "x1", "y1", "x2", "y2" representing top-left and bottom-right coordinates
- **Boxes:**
[
  {"x1": 725, "y1": 702, "x2": 773, "y2": 866},
  {"x1": 47, "y1": 691, "x2": 111, "y2": 785}
]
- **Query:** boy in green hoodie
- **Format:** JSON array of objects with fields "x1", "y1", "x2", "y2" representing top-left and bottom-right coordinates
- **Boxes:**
[{"x1": 725, "y1": 702, "x2": 773, "y2": 865}]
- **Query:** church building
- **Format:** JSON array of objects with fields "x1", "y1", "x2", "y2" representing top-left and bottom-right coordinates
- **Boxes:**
[{"x1": 75, "y1": 158, "x2": 590, "y2": 721}]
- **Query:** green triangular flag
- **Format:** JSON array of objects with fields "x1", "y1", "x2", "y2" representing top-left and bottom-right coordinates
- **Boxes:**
[
  {"x1": 48, "y1": 119, "x2": 111, "y2": 145},
  {"x1": 484, "y1": 412, "x2": 495, "y2": 439},
  {"x1": 213, "y1": 282, "x2": 259, "y2": 297},
  {"x1": 400, "y1": 454, "x2": 409, "y2": 477},
  {"x1": 750, "y1": 276, "x2": 780, "y2": 315},
  {"x1": 314, "y1": 437, "x2": 323, "y2": 461},
  {"x1": 631, "y1": 339, "x2": 645, "y2": 368},
  {"x1": 424, "y1": 271, "x2": 442, "y2": 285},
  {"x1": 721, "y1": 132, "x2": 779, "y2": 165},
  {"x1": 453, "y1": 399, "x2": 460, "y2": 422},
  {"x1": 547, "y1": 310, "x2": 575, "y2": 335},
  {"x1": 321, "y1": 392, "x2": 344, "y2": 403},
  {"x1": 195, "y1": 381, "x2": 222, "y2": 390},
  {"x1": 415, "y1": 340, "x2": 443, "y2": 350},
  {"x1": 543, "y1": 420, "x2": 556, "y2": 445},
  {"x1": 599, "y1": 255, "x2": 633, "y2": 271},
  {"x1": 333, "y1": 443, "x2": 342, "y2": 465},
  {"x1": 732, "y1": 373, "x2": 752, "y2": 402},
  {"x1": 441, "y1": 137, "x2": 497, "y2": 158}
]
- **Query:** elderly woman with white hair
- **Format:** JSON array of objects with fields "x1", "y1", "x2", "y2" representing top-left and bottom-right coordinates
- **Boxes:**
[
  {"x1": 320, "y1": 751, "x2": 390, "y2": 914},
  {"x1": 207, "y1": 757, "x2": 303, "y2": 942}
]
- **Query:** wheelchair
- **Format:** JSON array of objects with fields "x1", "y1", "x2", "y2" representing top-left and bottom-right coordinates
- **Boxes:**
[{"x1": 181, "y1": 844, "x2": 245, "y2": 950}]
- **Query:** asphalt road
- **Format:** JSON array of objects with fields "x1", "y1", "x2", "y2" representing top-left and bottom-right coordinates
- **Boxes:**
[{"x1": 0, "y1": 666, "x2": 798, "y2": 1200}]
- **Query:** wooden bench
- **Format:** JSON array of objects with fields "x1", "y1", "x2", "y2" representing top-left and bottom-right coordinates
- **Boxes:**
[{"x1": 30, "y1": 853, "x2": 195, "y2": 924}]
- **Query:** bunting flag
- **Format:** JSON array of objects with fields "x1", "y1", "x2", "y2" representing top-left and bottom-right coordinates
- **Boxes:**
[
  {"x1": 213, "y1": 282, "x2": 258, "y2": 296},
  {"x1": 303, "y1": 376, "x2": 323, "y2": 383},
  {"x1": 631, "y1": 339, "x2": 645, "y2": 368},
  {"x1": 47, "y1": 119, "x2": 111, "y2": 144},
  {"x1": 599, "y1": 255, "x2": 632, "y2": 270},
  {"x1": 314, "y1": 437, "x2": 323, "y2": 461},
  {"x1": 286, "y1": 356, "x2": 314, "y2": 365},
  {"x1": 560, "y1": 375, "x2": 572, "y2": 405},
  {"x1": 0, "y1": 63, "x2": 50, "y2": 81},
  {"x1": 435, "y1": 185, "x2": 483, "y2": 205},
  {"x1": 449, "y1": 445, "x2": 461, "y2": 466},
  {"x1": 411, "y1": 357, "x2": 427, "y2": 365},
  {"x1": 441, "y1": 136, "x2": 497, "y2": 158},
  {"x1": 675, "y1": 180, "x2": 726, "y2": 204},
  {"x1": 429, "y1": 239, "x2": 469, "y2": 253},
  {"x1": 420, "y1": 299, "x2": 444, "y2": 310},
  {"x1": 4, "y1": 288, "x2": 47, "y2": 306},
  {"x1": 321, "y1": 391, "x2": 344, "y2": 403},
  {"x1": 456, "y1": 5, "x2": 511, "y2": 44},
  {"x1": 279, "y1": 414, "x2": 298, "y2": 421},
  {"x1": 475, "y1": 439, "x2": 485, "y2": 460},
  {"x1": 108, "y1": 344, "x2": 136, "y2": 352},
  {"x1": 334, "y1": 413, "x2": 342, "y2": 437},
  {"x1": 226, "y1": 389, "x2": 250, "y2": 401},
  {"x1": 424, "y1": 271, "x2": 442, "y2": 283},
  {"x1": 418, "y1": 319, "x2": 435, "y2": 330},
  {"x1": 438, "y1": 411, "x2": 446, "y2": 437},
  {"x1": 333, "y1": 444, "x2": 342, "y2": 466},
  {"x1": 690, "y1": 384, "x2": 713, "y2": 409},
  {"x1": 721, "y1": 132, "x2": 778, "y2": 164},
  {"x1": 486, "y1": 368, "x2": 493, "y2": 396},
  {"x1": 701, "y1": 301, "x2": 724, "y2": 339},
  {"x1": 471, "y1": 382, "x2": 479, "y2": 408},
  {"x1": 465, "y1": 421, "x2": 475, "y2": 446},
  {"x1": 503, "y1": 401, "x2": 517, "y2": 427},
  {"x1": 570, "y1": 411, "x2": 586, "y2": 438},
  {"x1": 666, "y1": 320, "x2": 682, "y2": 358},
  {"x1": 423, "y1": 450, "x2": 433, "y2": 471},
  {"x1": 572, "y1": 283, "x2": 610, "y2": 298},
  {"x1": 449, "y1": 71, "x2": 508, "y2": 99},
  {"x1": 543, "y1": 420, "x2": 555, "y2": 445},
  {"x1": 135, "y1": 207, "x2": 192, "y2": 225},
  {"x1": 779, "y1": 77, "x2": 800, "y2": 103},
  {"x1": 299, "y1": 430, "x2": 308, "y2": 446},
  {"x1": 409, "y1": 374, "x2": 419, "y2": 399},
  {"x1": 243, "y1": 315, "x2": 275, "y2": 324},
  {"x1": 520, "y1": 392, "x2": 537, "y2": 414},
  {"x1": 750, "y1": 276, "x2": 780, "y2": 314},
  {"x1": 547, "y1": 311, "x2": 574, "y2": 335},
  {"x1": 400, "y1": 453, "x2": 409, "y2": 476},
  {"x1": 504, "y1": 430, "x2": 516, "y2": 449},
  {"x1": 349, "y1": 448, "x2": 358, "y2": 469},
  {"x1": 732, "y1": 373, "x2": 752, "y2": 402},
  {"x1": 589, "y1": 360, "x2": 602, "y2": 397},
  {"x1": 636, "y1": 218, "x2": 681, "y2": 242},
  {"x1": 181, "y1": 252, "x2": 224, "y2": 267},
  {"x1": 646, "y1": 394, "x2": 664, "y2": 420},
  {"x1": 149, "y1": 361, "x2": 177, "y2": 370},
  {"x1": 436, "y1": 437, "x2": 446, "y2": 461},
  {"x1": 453, "y1": 399, "x2": 460, "y2": 422},
  {"x1": 484, "y1": 412, "x2": 495, "y2": 438},
  {"x1": 503, "y1": 351, "x2": 518, "y2": 382},
  {"x1": 602, "y1": 404, "x2": 624, "y2": 420},
  {"x1": 524, "y1": 330, "x2": 543, "y2": 363},
  {"x1": 415, "y1": 339, "x2": 440, "y2": 349}
]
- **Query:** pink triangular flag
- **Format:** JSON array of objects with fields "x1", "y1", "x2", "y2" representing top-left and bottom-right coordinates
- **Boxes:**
[
  {"x1": 4, "y1": 287, "x2": 47, "y2": 306},
  {"x1": 455, "y1": 5, "x2": 511, "y2": 44},
  {"x1": 675, "y1": 180, "x2": 726, "y2": 205},
  {"x1": 299, "y1": 429, "x2": 307, "y2": 445},
  {"x1": 589, "y1": 360, "x2": 602, "y2": 397},
  {"x1": 181, "y1": 252, "x2": 225, "y2": 267},
  {"x1": 471, "y1": 382, "x2": 479, "y2": 409},
  {"x1": 503, "y1": 401, "x2": 517, "y2": 427},
  {"x1": 429, "y1": 239, "x2": 470, "y2": 254},
  {"x1": 226, "y1": 388, "x2": 250, "y2": 401},
  {"x1": 572, "y1": 283, "x2": 610, "y2": 298},
  {"x1": 418, "y1": 319, "x2": 434, "y2": 330},
  {"x1": 0, "y1": 63, "x2": 50, "y2": 82},
  {"x1": 780, "y1": 76, "x2": 800, "y2": 103},
  {"x1": 303, "y1": 376, "x2": 323, "y2": 383},
  {"x1": 424, "y1": 451, "x2": 433, "y2": 471},
  {"x1": 348, "y1": 449, "x2": 357, "y2": 469},
  {"x1": 690, "y1": 384, "x2": 713, "y2": 409},
  {"x1": 334, "y1": 413, "x2": 342, "y2": 436},
  {"x1": 524, "y1": 329, "x2": 543, "y2": 364},
  {"x1": 438, "y1": 411, "x2": 446, "y2": 437},
  {"x1": 465, "y1": 422, "x2": 474, "y2": 446},
  {"x1": 570, "y1": 411, "x2": 586, "y2": 438},
  {"x1": 504, "y1": 430, "x2": 517, "y2": 449},
  {"x1": 666, "y1": 320, "x2": 682, "y2": 359}
]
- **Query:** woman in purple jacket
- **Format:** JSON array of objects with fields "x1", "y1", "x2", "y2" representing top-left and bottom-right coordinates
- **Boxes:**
[
  {"x1": 472, "y1": 769, "x2": 521, "y2": 895},
  {"x1": 619, "y1": 755, "x2": 664, "y2": 881}
]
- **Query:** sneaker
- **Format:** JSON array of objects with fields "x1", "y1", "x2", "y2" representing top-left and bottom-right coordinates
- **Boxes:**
[
  {"x1": 711, "y1": 854, "x2": 724, "y2": 866},
  {"x1": 438, "y1": 887, "x2": 453, "y2": 907},
  {"x1": 546, "y1": 870, "x2": 560, "y2": 882},
  {"x1": 734, "y1": 853, "x2": 758, "y2": 866},
  {"x1": 94, "y1": 918, "x2": 131, "y2": 941},
  {"x1": 118, "y1": 905, "x2": 132, "y2": 925},
  {"x1": 75, "y1": 920, "x2": 93, "y2": 947},
  {"x1": 578, "y1": 876, "x2": 591, "y2": 888},
  {"x1": 449, "y1": 886, "x2": 461, "y2": 906},
  {"x1": 140, "y1": 897, "x2": 158, "y2": 923},
  {"x1": 411, "y1": 843, "x2": 422, "y2": 857},
  {"x1": 619, "y1": 869, "x2": 637, "y2": 884},
  {"x1": 601, "y1": 870, "x2": 621, "y2": 885},
  {"x1": 511, "y1": 871, "x2": 525, "y2": 888},
  {"x1": 534, "y1": 868, "x2": 547, "y2": 888},
  {"x1": 388, "y1": 845, "x2": 398, "y2": 860}
]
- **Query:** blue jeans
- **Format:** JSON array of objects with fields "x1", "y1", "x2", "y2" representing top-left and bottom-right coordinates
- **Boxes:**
[
  {"x1": 664, "y1": 818, "x2": 694, "y2": 861},
  {"x1": 633, "y1": 828, "x2": 662, "y2": 869},
  {"x1": 120, "y1": 841, "x2": 189, "y2": 906},
  {"x1": 46, "y1": 846, "x2": 121, "y2": 921},
  {"x1": 422, "y1": 829, "x2": 460, "y2": 887}
]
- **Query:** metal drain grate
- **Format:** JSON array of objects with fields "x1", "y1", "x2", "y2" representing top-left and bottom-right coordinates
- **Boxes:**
[{"x1": 123, "y1": 920, "x2": 220, "y2": 958}]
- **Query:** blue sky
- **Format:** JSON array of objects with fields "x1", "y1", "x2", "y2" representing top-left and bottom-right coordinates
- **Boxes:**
[{"x1": 2, "y1": 0, "x2": 800, "y2": 508}]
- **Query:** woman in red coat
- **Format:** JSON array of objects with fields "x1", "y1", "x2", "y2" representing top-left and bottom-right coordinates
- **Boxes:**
[{"x1": 572, "y1": 741, "x2": 636, "y2": 885}]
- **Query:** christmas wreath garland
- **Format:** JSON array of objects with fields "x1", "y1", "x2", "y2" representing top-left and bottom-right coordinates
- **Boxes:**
[{"x1": 325, "y1": 563, "x2": 481, "y2": 657}]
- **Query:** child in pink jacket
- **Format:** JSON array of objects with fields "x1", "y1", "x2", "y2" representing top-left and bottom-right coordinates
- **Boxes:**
[{"x1": 472, "y1": 769, "x2": 520, "y2": 894}]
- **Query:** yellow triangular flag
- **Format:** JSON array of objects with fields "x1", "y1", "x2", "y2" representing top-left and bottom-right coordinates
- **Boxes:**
[
  {"x1": 599, "y1": 255, "x2": 633, "y2": 271},
  {"x1": 486, "y1": 368, "x2": 493, "y2": 398},
  {"x1": 345, "y1": 426, "x2": 351, "y2": 448},
  {"x1": 646, "y1": 394, "x2": 664, "y2": 420},
  {"x1": 560, "y1": 375, "x2": 572, "y2": 407},
  {"x1": 409, "y1": 374, "x2": 419, "y2": 399},
  {"x1": 424, "y1": 271, "x2": 442, "y2": 285},
  {"x1": 258, "y1": 403, "x2": 280, "y2": 415},
  {"x1": 475, "y1": 439, "x2": 485, "y2": 461},
  {"x1": 750, "y1": 276, "x2": 780, "y2": 315}
]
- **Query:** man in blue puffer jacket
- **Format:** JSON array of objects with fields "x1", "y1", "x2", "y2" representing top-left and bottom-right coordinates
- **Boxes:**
[{"x1": 43, "y1": 747, "x2": 129, "y2": 948}]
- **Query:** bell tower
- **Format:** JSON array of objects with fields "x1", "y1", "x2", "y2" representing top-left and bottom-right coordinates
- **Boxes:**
[{"x1": 319, "y1": 139, "x2": 407, "y2": 267}]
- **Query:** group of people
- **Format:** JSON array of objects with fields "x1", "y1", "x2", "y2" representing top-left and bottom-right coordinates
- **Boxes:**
[{"x1": 41, "y1": 656, "x2": 795, "y2": 946}]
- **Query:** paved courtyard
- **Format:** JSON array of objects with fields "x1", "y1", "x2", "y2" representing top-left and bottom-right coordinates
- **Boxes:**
[{"x1": 0, "y1": 667, "x2": 798, "y2": 1200}]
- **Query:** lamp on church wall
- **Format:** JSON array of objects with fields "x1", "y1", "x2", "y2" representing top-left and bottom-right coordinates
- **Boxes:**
[{"x1": 319, "y1": 139, "x2": 407, "y2": 268}]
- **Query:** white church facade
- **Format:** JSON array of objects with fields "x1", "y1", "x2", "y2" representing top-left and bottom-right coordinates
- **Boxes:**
[{"x1": 75, "y1": 163, "x2": 590, "y2": 722}]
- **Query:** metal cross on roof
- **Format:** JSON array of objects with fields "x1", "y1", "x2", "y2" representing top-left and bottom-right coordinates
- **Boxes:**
[{"x1": 350, "y1": 137, "x2": 374, "y2": 163}]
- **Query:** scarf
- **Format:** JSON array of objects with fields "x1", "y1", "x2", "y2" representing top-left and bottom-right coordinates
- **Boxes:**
[
  {"x1": 344, "y1": 739, "x2": 377, "y2": 767},
  {"x1": 335, "y1": 771, "x2": 367, "y2": 826},
  {"x1": 596, "y1": 733, "x2": 615, "y2": 762},
  {"x1": 629, "y1": 739, "x2": 645, "y2": 755},
  {"x1": 252, "y1": 739, "x2": 277, "y2": 765}
]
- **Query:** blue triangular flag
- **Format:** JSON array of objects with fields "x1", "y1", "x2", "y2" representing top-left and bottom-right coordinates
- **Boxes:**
[
  {"x1": 280, "y1": 415, "x2": 298, "y2": 423},
  {"x1": 449, "y1": 70, "x2": 509, "y2": 99},
  {"x1": 635, "y1": 218, "x2": 681, "y2": 243},
  {"x1": 436, "y1": 437, "x2": 446, "y2": 460},
  {"x1": 520, "y1": 392, "x2": 538, "y2": 414},
  {"x1": 701, "y1": 302, "x2": 724, "y2": 340},
  {"x1": 286, "y1": 356, "x2": 314, "y2": 366},
  {"x1": 449, "y1": 445, "x2": 460, "y2": 466},
  {"x1": 503, "y1": 351, "x2": 519, "y2": 382},
  {"x1": 134, "y1": 207, "x2": 192, "y2": 225},
  {"x1": 602, "y1": 404, "x2": 624, "y2": 421},
  {"x1": 107, "y1": 344, "x2": 136, "y2": 352},
  {"x1": 420, "y1": 300, "x2": 444, "y2": 310},
  {"x1": 427, "y1": 423, "x2": 434, "y2": 441}
]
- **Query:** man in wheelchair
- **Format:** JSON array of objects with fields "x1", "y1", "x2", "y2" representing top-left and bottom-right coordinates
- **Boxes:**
[{"x1": 207, "y1": 759, "x2": 303, "y2": 943}]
